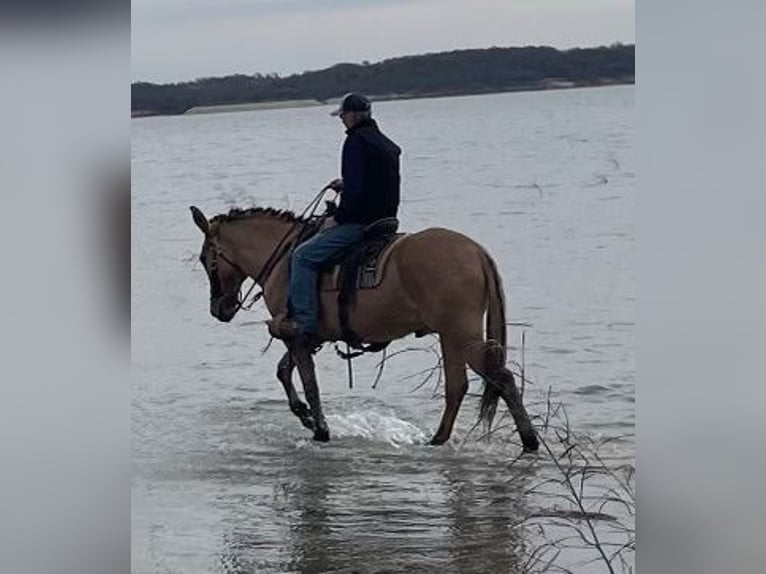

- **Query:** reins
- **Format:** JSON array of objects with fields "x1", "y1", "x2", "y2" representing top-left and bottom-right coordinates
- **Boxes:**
[{"x1": 227, "y1": 186, "x2": 334, "y2": 314}]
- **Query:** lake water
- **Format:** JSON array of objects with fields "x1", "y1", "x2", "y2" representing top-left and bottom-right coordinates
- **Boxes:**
[{"x1": 132, "y1": 86, "x2": 634, "y2": 573}]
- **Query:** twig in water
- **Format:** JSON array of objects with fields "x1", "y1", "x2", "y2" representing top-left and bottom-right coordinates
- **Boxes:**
[
  {"x1": 371, "y1": 346, "x2": 387, "y2": 389},
  {"x1": 521, "y1": 329, "x2": 527, "y2": 399}
]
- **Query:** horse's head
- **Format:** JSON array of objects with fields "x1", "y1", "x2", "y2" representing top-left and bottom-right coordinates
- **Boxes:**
[{"x1": 190, "y1": 206, "x2": 246, "y2": 323}]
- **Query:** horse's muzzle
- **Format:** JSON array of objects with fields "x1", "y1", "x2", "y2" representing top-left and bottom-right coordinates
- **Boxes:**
[{"x1": 210, "y1": 294, "x2": 238, "y2": 323}]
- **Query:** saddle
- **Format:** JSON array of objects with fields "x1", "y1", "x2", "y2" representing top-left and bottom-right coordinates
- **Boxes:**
[{"x1": 320, "y1": 217, "x2": 404, "y2": 348}]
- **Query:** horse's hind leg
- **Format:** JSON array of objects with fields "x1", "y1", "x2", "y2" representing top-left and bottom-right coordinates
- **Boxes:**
[
  {"x1": 276, "y1": 349, "x2": 315, "y2": 431},
  {"x1": 429, "y1": 337, "x2": 469, "y2": 445},
  {"x1": 466, "y1": 342, "x2": 539, "y2": 452},
  {"x1": 291, "y1": 342, "x2": 330, "y2": 442},
  {"x1": 492, "y1": 366, "x2": 538, "y2": 452}
]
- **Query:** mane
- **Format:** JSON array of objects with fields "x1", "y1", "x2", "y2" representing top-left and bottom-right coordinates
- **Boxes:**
[{"x1": 210, "y1": 206, "x2": 307, "y2": 225}]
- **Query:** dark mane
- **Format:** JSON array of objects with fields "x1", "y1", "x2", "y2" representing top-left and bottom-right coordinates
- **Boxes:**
[{"x1": 210, "y1": 206, "x2": 307, "y2": 225}]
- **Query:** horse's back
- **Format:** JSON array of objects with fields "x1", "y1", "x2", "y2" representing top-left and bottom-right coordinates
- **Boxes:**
[
  {"x1": 393, "y1": 227, "x2": 488, "y2": 268},
  {"x1": 389, "y1": 226, "x2": 490, "y2": 311}
]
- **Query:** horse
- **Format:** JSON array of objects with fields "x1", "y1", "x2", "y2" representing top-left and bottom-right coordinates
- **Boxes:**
[{"x1": 190, "y1": 205, "x2": 539, "y2": 452}]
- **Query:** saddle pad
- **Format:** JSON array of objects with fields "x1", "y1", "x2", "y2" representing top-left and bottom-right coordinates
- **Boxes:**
[{"x1": 320, "y1": 234, "x2": 405, "y2": 292}]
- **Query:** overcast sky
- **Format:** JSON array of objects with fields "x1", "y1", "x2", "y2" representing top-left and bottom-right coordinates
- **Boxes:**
[{"x1": 132, "y1": 0, "x2": 634, "y2": 83}]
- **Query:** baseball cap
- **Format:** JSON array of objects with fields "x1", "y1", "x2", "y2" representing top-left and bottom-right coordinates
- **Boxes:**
[{"x1": 330, "y1": 93, "x2": 371, "y2": 116}]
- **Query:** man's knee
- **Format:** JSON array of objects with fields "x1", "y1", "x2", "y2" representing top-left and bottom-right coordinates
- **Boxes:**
[
  {"x1": 293, "y1": 243, "x2": 308, "y2": 264},
  {"x1": 292, "y1": 250, "x2": 321, "y2": 274},
  {"x1": 293, "y1": 238, "x2": 329, "y2": 267}
]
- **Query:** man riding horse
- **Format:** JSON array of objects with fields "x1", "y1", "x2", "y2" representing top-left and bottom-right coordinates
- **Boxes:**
[
  {"x1": 191, "y1": 93, "x2": 539, "y2": 450},
  {"x1": 267, "y1": 93, "x2": 402, "y2": 343}
]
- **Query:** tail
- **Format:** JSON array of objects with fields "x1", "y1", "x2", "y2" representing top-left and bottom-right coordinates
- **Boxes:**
[
  {"x1": 478, "y1": 250, "x2": 507, "y2": 429},
  {"x1": 483, "y1": 250, "x2": 507, "y2": 362}
]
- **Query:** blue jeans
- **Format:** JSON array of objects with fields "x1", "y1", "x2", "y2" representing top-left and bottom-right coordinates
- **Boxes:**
[{"x1": 289, "y1": 223, "x2": 365, "y2": 334}]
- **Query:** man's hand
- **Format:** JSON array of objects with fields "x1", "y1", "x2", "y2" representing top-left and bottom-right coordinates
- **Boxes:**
[
  {"x1": 321, "y1": 216, "x2": 338, "y2": 231},
  {"x1": 326, "y1": 178, "x2": 344, "y2": 192}
]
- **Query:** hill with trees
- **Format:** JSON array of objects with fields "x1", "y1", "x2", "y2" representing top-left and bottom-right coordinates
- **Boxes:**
[{"x1": 132, "y1": 44, "x2": 634, "y2": 116}]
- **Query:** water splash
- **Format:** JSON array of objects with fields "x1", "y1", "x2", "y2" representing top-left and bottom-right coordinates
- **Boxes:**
[{"x1": 326, "y1": 410, "x2": 428, "y2": 447}]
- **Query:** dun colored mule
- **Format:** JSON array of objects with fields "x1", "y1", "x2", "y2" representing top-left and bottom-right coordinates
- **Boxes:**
[{"x1": 191, "y1": 205, "x2": 539, "y2": 452}]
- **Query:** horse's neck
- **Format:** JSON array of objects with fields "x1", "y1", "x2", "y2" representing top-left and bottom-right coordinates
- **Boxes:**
[{"x1": 219, "y1": 217, "x2": 296, "y2": 279}]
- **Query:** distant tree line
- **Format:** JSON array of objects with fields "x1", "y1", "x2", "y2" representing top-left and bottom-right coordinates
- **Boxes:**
[{"x1": 132, "y1": 44, "x2": 634, "y2": 116}]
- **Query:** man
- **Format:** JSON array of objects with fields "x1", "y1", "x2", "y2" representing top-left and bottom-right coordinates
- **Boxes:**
[{"x1": 268, "y1": 93, "x2": 402, "y2": 341}]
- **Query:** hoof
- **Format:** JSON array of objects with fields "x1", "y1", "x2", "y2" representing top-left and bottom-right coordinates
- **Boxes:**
[
  {"x1": 522, "y1": 435, "x2": 540, "y2": 453},
  {"x1": 313, "y1": 427, "x2": 330, "y2": 442},
  {"x1": 428, "y1": 436, "x2": 447, "y2": 446}
]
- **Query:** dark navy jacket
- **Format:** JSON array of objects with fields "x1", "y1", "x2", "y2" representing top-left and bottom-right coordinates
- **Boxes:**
[{"x1": 334, "y1": 118, "x2": 401, "y2": 225}]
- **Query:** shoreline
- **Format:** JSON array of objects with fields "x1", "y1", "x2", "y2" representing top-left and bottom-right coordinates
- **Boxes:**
[
  {"x1": 183, "y1": 99, "x2": 324, "y2": 115},
  {"x1": 131, "y1": 78, "x2": 634, "y2": 118}
]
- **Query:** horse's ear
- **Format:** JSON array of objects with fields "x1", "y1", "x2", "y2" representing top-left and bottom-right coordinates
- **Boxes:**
[{"x1": 190, "y1": 206, "x2": 210, "y2": 235}]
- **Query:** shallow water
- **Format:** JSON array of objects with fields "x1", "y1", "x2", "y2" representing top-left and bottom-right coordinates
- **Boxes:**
[{"x1": 132, "y1": 85, "x2": 634, "y2": 572}]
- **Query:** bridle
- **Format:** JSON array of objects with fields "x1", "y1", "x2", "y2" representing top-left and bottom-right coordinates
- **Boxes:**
[
  {"x1": 204, "y1": 234, "x2": 247, "y2": 305},
  {"x1": 205, "y1": 228, "x2": 296, "y2": 314}
]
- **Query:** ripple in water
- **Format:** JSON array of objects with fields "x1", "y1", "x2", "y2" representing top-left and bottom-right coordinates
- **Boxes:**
[{"x1": 326, "y1": 410, "x2": 428, "y2": 446}]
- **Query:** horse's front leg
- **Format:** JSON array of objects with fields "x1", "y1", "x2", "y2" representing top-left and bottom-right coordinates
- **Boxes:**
[
  {"x1": 276, "y1": 349, "x2": 315, "y2": 431},
  {"x1": 291, "y1": 342, "x2": 330, "y2": 442}
]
